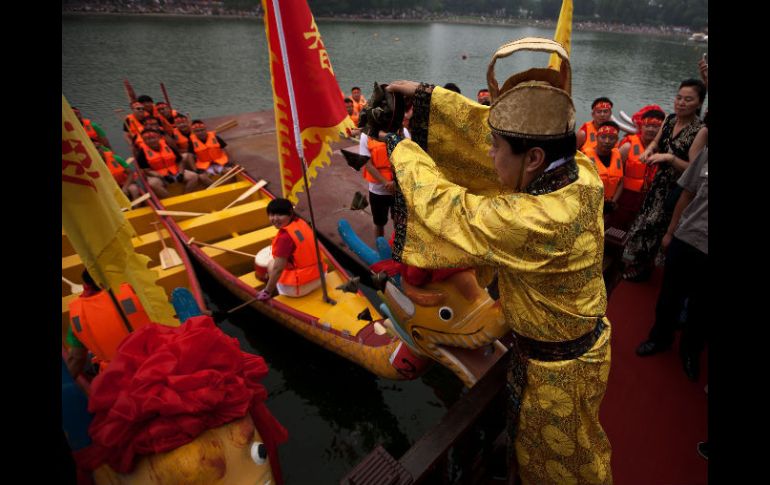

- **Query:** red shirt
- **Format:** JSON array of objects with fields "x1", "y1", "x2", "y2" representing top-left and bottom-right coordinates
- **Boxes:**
[{"x1": 272, "y1": 228, "x2": 296, "y2": 259}]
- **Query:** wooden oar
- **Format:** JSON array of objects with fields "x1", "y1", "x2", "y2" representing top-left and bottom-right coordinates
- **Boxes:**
[
  {"x1": 187, "y1": 237, "x2": 256, "y2": 258},
  {"x1": 222, "y1": 179, "x2": 267, "y2": 210},
  {"x1": 120, "y1": 192, "x2": 151, "y2": 211},
  {"x1": 213, "y1": 119, "x2": 238, "y2": 133},
  {"x1": 123, "y1": 79, "x2": 137, "y2": 103},
  {"x1": 227, "y1": 294, "x2": 267, "y2": 314},
  {"x1": 62, "y1": 276, "x2": 83, "y2": 294},
  {"x1": 206, "y1": 166, "x2": 244, "y2": 190},
  {"x1": 155, "y1": 209, "x2": 208, "y2": 217},
  {"x1": 151, "y1": 222, "x2": 184, "y2": 269},
  {"x1": 160, "y1": 82, "x2": 173, "y2": 111}
]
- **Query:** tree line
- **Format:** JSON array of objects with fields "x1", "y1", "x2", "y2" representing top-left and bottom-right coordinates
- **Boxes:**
[
  {"x1": 305, "y1": 0, "x2": 707, "y2": 29},
  {"x1": 67, "y1": 1, "x2": 708, "y2": 30}
]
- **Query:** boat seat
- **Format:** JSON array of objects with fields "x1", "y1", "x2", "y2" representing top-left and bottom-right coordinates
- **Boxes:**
[
  {"x1": 61, "y1": 230, "x2": 174, "y2": 280},
  {"x1": 193, "y1": 226, "x2": 278, "y2": 272},
  {"x1": 159, "y1": 181, "x2": 257, "y2": 214},
  {"x1": 238, "y1": 271, "x2": 266, "y2": 291},
  {"x1": 176, "y1": 200, "x2": 270, "y2": 243}
]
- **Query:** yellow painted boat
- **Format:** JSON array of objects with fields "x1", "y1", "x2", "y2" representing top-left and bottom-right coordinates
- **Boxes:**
[
  {"x1": 61, "y1": 205, "x2": 208, "y2": 360},
  {"x1": 146, "y1": 168, "x2": 432, "y2": 381}
]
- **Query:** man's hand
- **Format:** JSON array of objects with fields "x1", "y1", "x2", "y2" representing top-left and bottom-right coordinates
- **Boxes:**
[
  {"x1": 256, "y1": 290, "x2": 272, "y2": 301},
  {"x1": 385, "y1": 181, "x2": 396, "y2": 193},
  {"x1": 698, "y1": 59, "x2": 708, "y2": 89},
  {"x1": 385, "y1": 80, "x2": 421, "y2": 98}
]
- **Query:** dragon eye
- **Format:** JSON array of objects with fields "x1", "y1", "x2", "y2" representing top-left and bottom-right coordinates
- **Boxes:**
[
  {"x1": 439, "y1": 307, "x2": 453, "y2": 321},
  {"x1": 250, "y1": 442, "x2": 268, "y2": 465}
]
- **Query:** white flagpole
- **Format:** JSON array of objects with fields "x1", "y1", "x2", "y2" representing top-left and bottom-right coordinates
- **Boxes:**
[{"x1": 272, "y1": 0, "x2": 335, "y2": 305}]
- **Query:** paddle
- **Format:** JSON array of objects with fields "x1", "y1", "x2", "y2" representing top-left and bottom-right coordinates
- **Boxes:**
[
  {"x1": 227, "y1": 294, "x2": 268, "y2": 314},
  {"x1": 123, "y1": 79, "x2": 137, "y2": 104},
  {"x1": 206, "y1": 166, "x2": 244, "y2": 190},
  {"x1": 62, "y1": 276, "x2": 83, "y2": 294},
  {"x1": 213, "y1": 119, "x2": 238, "y2": 133},
  {"x1": 222, "y1": 179, "x2": 267, "y2": 210},
  {"x1": 160, "y1": 82, "x2": 173, "y2": 111},
  {"x1": 120, "y1": 192, "x2": 151, "y2": 211},
  {"x1": 155, "y1": 209, "x2": 208, "y2": 217},
  {"x1": 151, "y1": 221, "x2": 184, "y2": 269},
  {"x1": 187, "y1": 237, "x2": 257, "y2": 258}
]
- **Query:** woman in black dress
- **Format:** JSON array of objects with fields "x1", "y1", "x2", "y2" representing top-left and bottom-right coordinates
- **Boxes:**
[{"x1": 622, "y1": 78, "x2": 708, "y2": 281}]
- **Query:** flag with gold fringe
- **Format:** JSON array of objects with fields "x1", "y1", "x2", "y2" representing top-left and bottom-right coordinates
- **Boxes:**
[
  {"x1": 548, "y1": 0, "x2": 573, "y2": 70},
  {"x1": 62, "y1": 94, "x2": 177, "y2": 326},
  {"x1": 262, "y1": 0, "x2": 356, "y2": 204}
]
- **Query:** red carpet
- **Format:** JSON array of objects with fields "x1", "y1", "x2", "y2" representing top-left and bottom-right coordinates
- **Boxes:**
[{"x1": 601, "y1": 267, "x2": 708, "y2": 484}]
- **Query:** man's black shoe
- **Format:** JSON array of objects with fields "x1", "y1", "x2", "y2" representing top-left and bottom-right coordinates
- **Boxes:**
[
  {"x1": 682, "y1": 354, "x2": 700, "y2": 381},
  {"x1": 636, "y1": 340, "x2": 669, "y2": 357}
]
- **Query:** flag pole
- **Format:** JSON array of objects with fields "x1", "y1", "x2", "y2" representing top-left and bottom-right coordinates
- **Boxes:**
[{"x1": 272, "y1": 0, "x2": 335, "y2": 305}]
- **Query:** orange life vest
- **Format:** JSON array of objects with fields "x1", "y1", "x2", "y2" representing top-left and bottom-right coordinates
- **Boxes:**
[
  {"x1": 191, "y1": 131, "x2": 228, "y2": 170},
  {"x1": 68, "y1": 283, "x2": 153, "y2": 365},
  {"x1": 580, "y1": 121, "x2": 598, "y2": 152},
  {"x1": 142, "y1": 139, "x2": 178, "y2": 176},
  {"x1": 82, "y1": 118, "x2": 98, "y2": 142},
  {"x1": 621, "y1": 134, "x2": 653, "y2": 192},
  {"x1": 174, "y1": 128, "x2": 191, "y2": 152},
  {"x1": 352, "y1": 97, "x2": 367, "y2": 115},
  {"x1": 363, "y1": 137, "x2": 393, "y2": 184},
  {"x1": 100, "y1": 149, "x2": 128, "y2": 186},
  {"x1": 585, "y1": 147, "x2": 624, "y2": 200},
  {"x1": 272, "y1": 218, "x2": 327, "y2": 288},
  {"x1": 124, "y1": 114, "x2": 145, "y2": 138},
  {"x1": 349, "y1": 112, "x2": 359, "y2": 126}
]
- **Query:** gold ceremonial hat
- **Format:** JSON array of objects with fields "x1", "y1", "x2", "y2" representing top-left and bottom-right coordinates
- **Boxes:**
[{"x1": 487, "y1": 37, "x2": 575, "y2": 139}]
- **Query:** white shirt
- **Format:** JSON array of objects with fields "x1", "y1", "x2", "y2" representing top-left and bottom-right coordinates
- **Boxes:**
[{"x1": 359, "y1": 128, "x2": 411, "y2": 195}]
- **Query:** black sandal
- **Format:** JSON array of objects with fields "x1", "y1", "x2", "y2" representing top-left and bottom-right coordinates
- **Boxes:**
[{"x1": 622, "y1": 265, "x2": 652, "y2": 282}]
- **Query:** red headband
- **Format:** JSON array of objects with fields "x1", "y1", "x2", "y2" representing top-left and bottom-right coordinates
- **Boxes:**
[
  {"x1": 641, "y1": 117, "x2": 663, "y2": 127},
  {"x1": 594, "y1": 102, "x2": 612, "y2": 111},
  {"x1": 597, "y1": 125, "x2": 619, "y2": 136}
]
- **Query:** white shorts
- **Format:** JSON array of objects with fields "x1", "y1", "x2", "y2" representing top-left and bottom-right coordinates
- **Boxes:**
[{"x1": 276, "y1": 277, "x2": 323, "y2": 298}]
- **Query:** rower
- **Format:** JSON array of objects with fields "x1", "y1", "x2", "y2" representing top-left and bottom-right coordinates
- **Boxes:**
[
  {"x1": 189, "y1": 119, "x2": 235, "y2": 177},
  {"x1": 256, "y1": 198, "x2": 328, "y2": 301},
  {"x1": 123, "y1": 101, "x2": 147, "y2": 148},
  {"x1": 577, "y1": 97, "x2": 614, "y2": 153},
  {"x1": 72, "y1": 106, "x2": 112, "y2": 149},
  {"x1": 477, "y1": 88, "x2": 491, "y2": 106},
  {"x1": 135, "y1": 128, "x2": 203, "y2": 197},
  {"x1": 350, "y1": 86, "x2": 367, "y2": 115},
  {"x1": 65, "y1": 269, "x2": 152, "y2": 378},
  {"x1": 582, "y1": 121, "x2": 624, "y2": 220},
  {"x1": 94, "y1": 140, "x2": 142, "y2": 201},
  {"x1": 615, "y1": 107, "x2": 666, "y2": 228}
]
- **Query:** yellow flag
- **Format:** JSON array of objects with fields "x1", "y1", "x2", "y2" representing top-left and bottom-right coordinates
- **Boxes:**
[
  {"x1": 62, "y1": 94, "x2": 177, "y2": 326},
  {"x1": 548, "y1": 0, "x2": 573, "y2": 70}
]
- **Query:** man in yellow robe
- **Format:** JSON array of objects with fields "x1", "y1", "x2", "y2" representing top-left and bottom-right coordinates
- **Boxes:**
[{"x1": 381, "y1": 38, "x2": 612, "y2": 484}]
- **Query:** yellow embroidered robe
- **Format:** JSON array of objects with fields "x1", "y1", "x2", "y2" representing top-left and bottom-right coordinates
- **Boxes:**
[{"x1": 390, "y1": 87, "x2": 613, "y2": 485}]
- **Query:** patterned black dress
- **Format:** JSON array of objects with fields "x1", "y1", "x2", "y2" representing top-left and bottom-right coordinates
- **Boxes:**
[{"x1": 622, "y1": 114, "x2": 704, "y2": 268}]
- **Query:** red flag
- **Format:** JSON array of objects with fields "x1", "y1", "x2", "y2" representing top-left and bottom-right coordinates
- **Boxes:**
[{"x1": 262, "y1": 0, "x2": 355, "y2": 203}]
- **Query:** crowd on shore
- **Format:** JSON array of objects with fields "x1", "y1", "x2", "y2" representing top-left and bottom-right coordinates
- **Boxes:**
[{"x1": 62, "y1": 3, "x2": 702, "y2": 39}]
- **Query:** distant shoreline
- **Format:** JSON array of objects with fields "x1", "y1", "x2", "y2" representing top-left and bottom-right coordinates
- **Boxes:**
[{"x1": 61, "y1": 10, "x2": 699, "y2": 40}]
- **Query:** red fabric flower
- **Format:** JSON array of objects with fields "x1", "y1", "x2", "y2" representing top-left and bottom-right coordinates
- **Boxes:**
[{"x1": 73, "y1": 316, "x2": 288, "y2": 483}]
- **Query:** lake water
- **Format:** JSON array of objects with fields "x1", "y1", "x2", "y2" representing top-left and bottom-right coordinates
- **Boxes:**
[{"x1": 62, "y1": 14, "x2": 707, "y2": 483}]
